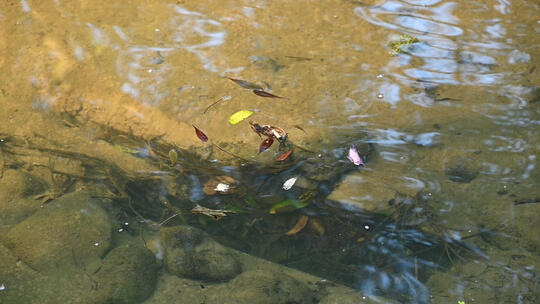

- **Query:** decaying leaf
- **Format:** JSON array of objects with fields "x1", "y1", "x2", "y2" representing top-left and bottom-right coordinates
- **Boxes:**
[
  {"x1": 249, "y1": 121, "x2": 288, "y2": 143},
  {"x1": 309, "y1": 219, "x2": 325, "y2": 236},
  {"x1": 191, "y1": 204, "x2": 236, "y2": 221},
  {"x1": 285, "y1": 215, "x2": 309, "y2": 235},
  {"x1": 259, "y1": 137, "x2": 274, "y2": 153},
  {"x1": 269, "y1": 199, "x2": 308, "y2": 214},
  {"x1": 282, "y1": 177, "x2": 298, "y2": 190},
  {"x1": 229, "y1": 110, "x2": 254, "y2": 125},
  {"x1": 388, "y1": 34, "x2": 420, "y2": 56},
  {"x1": 276, "y1": 150, "x2": 293, "y2": 161},
  {"x1": 226, "y1": 77, "x2": 263, "y2": 90},
  {"x1": 253, "y1": 89, "x2": 286, "y2": 99},
  {"x1": 293, "y1": 125, "x2": 306, "y2": 133},
  {"x1": 192, "y1": 125, "x2": 208, "y2": 142}
]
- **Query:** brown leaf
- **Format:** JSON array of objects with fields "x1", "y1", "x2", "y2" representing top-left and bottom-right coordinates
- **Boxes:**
[
  {"x1": 253, "y1": 89, "x2": 286, "y2": 99},
  {"x1": 276, "y1": 150, "x2": 293, "y2": 161},
  {"x1": 249, "y1": 121, "x2": 288, "y2": 143},
  {"x1": 293, "y1": 125, "x2": 306, "y2": 133},
  {"x1": 192, "y1": 125, "x2": 208, "y2": 142},
  {"x1": 285, "y1": 215, "x2": 309, "y2": 235},
  {"x1": 226, "y1": 77, "x2": 263, "y2": 90},
  {"x1": 259, "y1": 137, "x2": 274, "y2": 153},
  {"x1": 309, "y1": 219, "x2": 325, "y2": 236}
]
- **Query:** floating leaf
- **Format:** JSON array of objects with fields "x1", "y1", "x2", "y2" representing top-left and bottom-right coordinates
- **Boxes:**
[
  {"x1": 269, "y1": 199, "x2": 308, "y2": 214},
  {"x1": 168, "y1": 149, "x2": 178, "y2": 165},
  {"x1": 276, "y1": 150, "x2": 293, "y2": 161},
  {"x1": 249, "y1": 121, "x2": 288, "y2": 142},
  {"x1": 229, "y1": 110, "x2": 254, "y2": 125},
  {"x1": 347, "y1": 145, "x2": 365, "y2": 166},
  {"x1": 226, "y1": 77, "x2": 263, "y2": 90},
  {"x1": 285, "y1": 215, "x2": 309, "y2": 235},
  {"x1": 192, "y1": 125, "x2": 208, "y2": 142},
  {"x1": 282, "y1": 177, "x2": 298, "y2": 190},
  {"x1": 259, "y1": 137, "x2": 274, "y2": 153},
  {"x1": 253, "y1": 89, "x2": 286, "y2": 99}
]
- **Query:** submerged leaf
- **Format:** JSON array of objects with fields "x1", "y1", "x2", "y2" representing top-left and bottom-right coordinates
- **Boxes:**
[
  {"x1": 253, "y1": 89, "x2": 286, "y2": 99},
  {"x1": 309, "y1": 219, "x2": 325, "y2": 236},
  {"x1": 293, "y1": 125, "x2": 306, "y2": 133},
  {"x1": 226, "y1": 77, "x2": 264, "y2": 90},
  {"x1": 282, "y1": 177, "x2": 298, "y2": 190},
  {"x1": 269, "y1": 199, "x2": 308, "y2": 214},
  {"x1": 114, "y1": 144, "x2": 139, "y2": 154},
  {"x1": 276, "y1": 150, "x2": 293, "y2": 161},
  {"x1": 192, "y1": 125, "x2": 208, "y2": 142},
  {"x1": 168, "y1": 149, "x2": 178, "y2": 165},
  {"x1": 191, "y1": 204, "x2": 235, "y2": 221},
  {"x1": 229, "y1": 110, "x2": 254, "y2": 125},
  {"x1": 285, "y1": 215, "x2": 309, "y2": 235}
]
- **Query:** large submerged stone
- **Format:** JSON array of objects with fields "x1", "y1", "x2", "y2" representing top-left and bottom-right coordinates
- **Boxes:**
[
  {"x1": 160, "y1": 226, "x2": 242, "y2": 282},
  {"x1": 1, "y1": 191, "x2": 112, "y2": 271}
]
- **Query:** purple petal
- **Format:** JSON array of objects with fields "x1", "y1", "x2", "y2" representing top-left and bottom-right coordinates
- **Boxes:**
[{"x1": 347, "y1": 146, "x2": 365, "y2": 167}]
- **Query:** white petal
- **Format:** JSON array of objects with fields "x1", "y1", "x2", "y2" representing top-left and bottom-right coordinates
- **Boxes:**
[
  {"x1": 282, "y1": 177, "x2": 298, "y2": 190},
  {"x1": 215, "y1": 183, "x2": 230, "y2": 192}
]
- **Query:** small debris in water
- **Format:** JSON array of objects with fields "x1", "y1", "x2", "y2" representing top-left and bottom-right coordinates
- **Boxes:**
[
  {"x1": 94, "y1": 242, "x2": 100, "y2": 246},
  {"x1": 347, "y1": 145, "x2": 365, "y2": 167},
  {"x1": 0, "y1": 283, "x2": 5, "y2": 291},
  {"x1": 215, "y1": 183, "x2": 230, "y2": 192},
  {"x1": 376, "y1": 93, "x2": 384, "y2": 99},
  {"x1": 282, "y1": 177, "x2": 298, "y2": 190}
]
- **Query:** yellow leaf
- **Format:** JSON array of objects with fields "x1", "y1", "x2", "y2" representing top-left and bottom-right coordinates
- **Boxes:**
[{"x1": 229, "y1": 110, "x2": 253, "y2": 125}]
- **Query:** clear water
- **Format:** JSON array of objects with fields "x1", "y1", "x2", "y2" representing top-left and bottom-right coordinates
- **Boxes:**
[{"x1": 0, "y1": 0, "x2": 538, "y2": 303}]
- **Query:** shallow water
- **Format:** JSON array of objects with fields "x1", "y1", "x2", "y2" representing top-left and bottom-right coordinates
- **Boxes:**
[{"x1": 0, "y1": 0, "x2": 539, "y2": 303}]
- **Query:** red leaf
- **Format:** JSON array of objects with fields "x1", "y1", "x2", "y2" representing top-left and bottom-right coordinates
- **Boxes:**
[
  {"x1": 259, "y1": 137, "x2": 274, "y2": 153},
  {"x1": 192, "y1": 125, "x2": 208, "y2": 142},
  {"x1": 276, "y1": 150, "x2": 293, "y2": 161},
  {"x1": 253, "y1": 89, "x2": 286, "y2": 99}
]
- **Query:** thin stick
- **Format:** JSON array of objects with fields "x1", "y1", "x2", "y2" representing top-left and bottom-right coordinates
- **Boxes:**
[
  {"x1": 159, "y1": 213, "x2": 179, "y2": 226},
  {"x1": 203, "y1": 97, "x2": 224, "y2": 114}
]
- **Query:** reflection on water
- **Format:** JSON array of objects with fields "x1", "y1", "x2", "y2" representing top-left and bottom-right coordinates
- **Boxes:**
[{"x1": 0, "y1": 0, "x2": 539, "y2": 303}]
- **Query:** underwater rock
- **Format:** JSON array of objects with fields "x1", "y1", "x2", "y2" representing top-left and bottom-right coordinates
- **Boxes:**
[
  {"x1": 160, "y1": 226, "x2": 242, "y2": 282},
  {"x1": 0, "y1": 198, "x2": 42, "y2": 233},
  {"x1": 214, "y1": 270, "x2": 313, "y2": 304},
  {"x1": 1, "y1": 191, "x2": 112, "y2": 271},
  {"x1": 477, "y1": 202, "x2": 540, "y2": 253},
  {"x1": 93, "y1": 243, "x2": 158, "y2": 304},
  {"x1": 319, "y1": 286, "x2": 387, "y2": 304},
  {"x1": 0, "y1": 169, "x2": 46, "y2": 203},
  {"x1": 445, "y1": 158, "x2": 479, "y2": 183}
]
